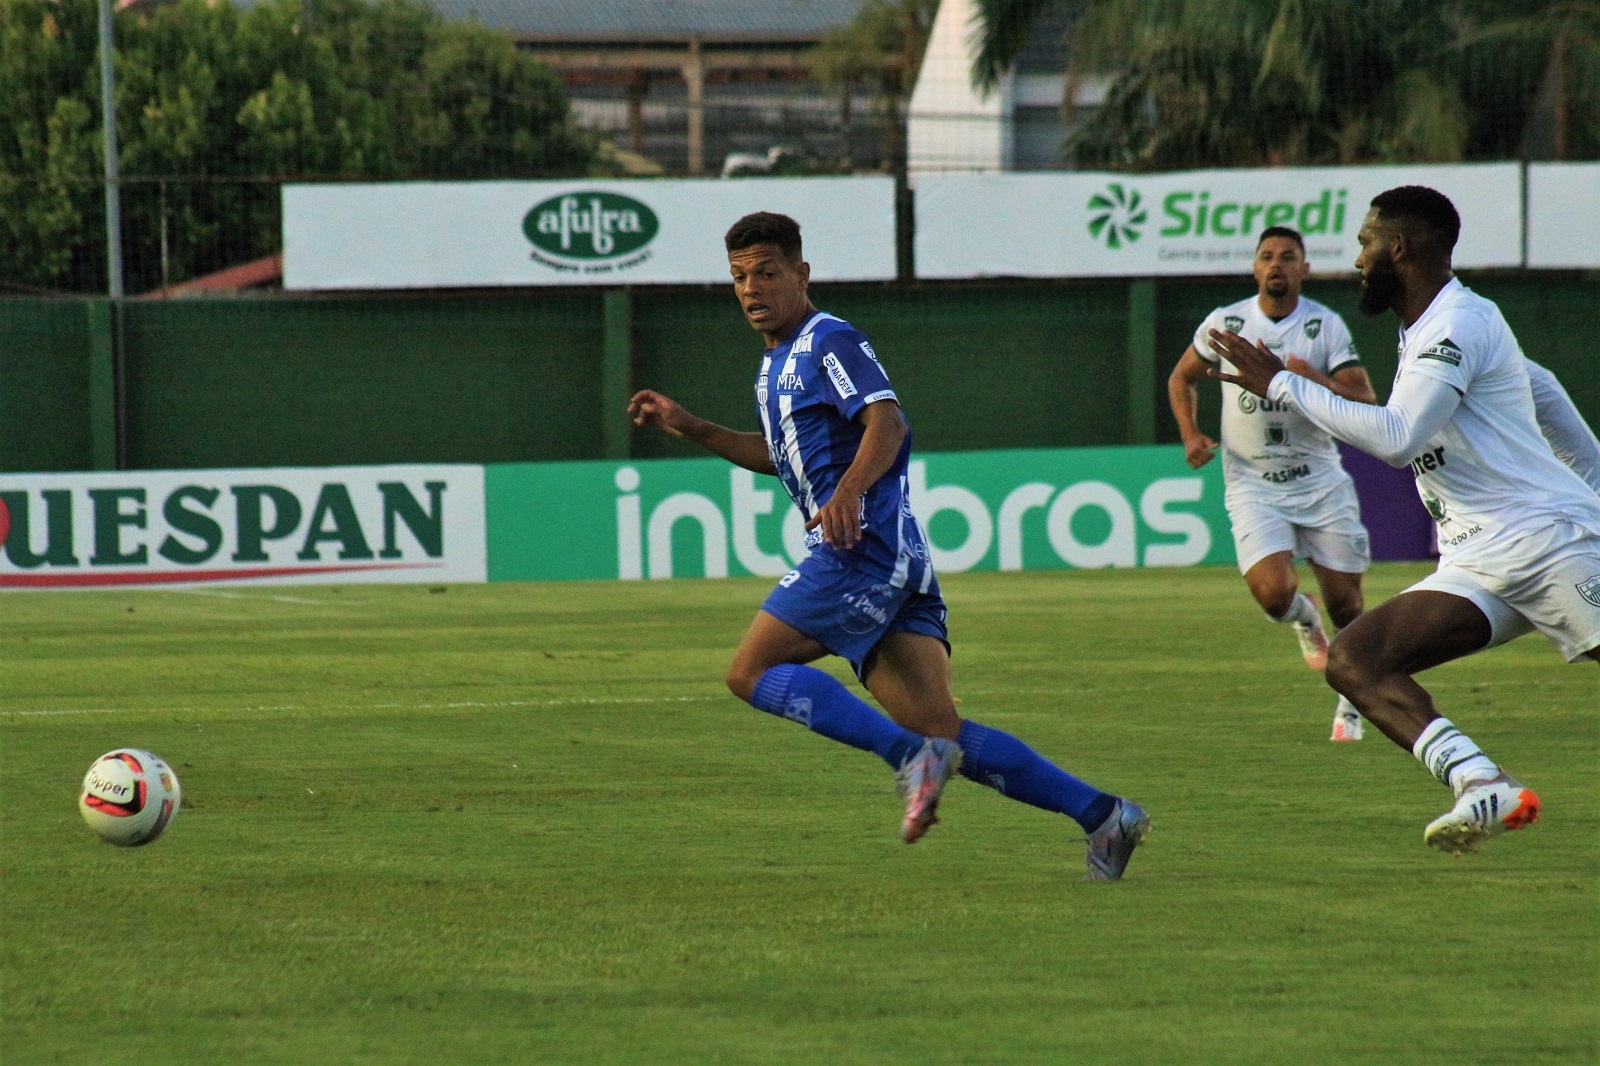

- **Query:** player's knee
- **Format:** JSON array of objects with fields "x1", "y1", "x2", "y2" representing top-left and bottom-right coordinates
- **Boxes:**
[
  {"x1": 1253, "y1": 582, "x2": 1296, "y2": 618},
  {"x1": 725, "y1": 661, "x2": 760, "y2": 703},
  {"x1": 1324, "y1": 638, "x2": 1368, "y2": 696}
]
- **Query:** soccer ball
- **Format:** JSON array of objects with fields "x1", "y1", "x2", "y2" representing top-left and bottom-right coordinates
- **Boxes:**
[{"x1": 79, "y1": 749, "x2": 182, "y2": 847}]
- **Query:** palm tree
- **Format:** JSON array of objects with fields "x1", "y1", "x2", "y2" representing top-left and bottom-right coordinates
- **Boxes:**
[{"x1": 968, "y1": 0, "x2": 1593, "y2": 169}]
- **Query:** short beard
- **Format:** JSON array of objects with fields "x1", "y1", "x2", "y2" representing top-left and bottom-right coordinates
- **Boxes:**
[
  {"x1": 1264, "y1": 277, "x2": 1290, "y2": 299},
  {"x1": 1359, "y1": 255, "x2": 1401, "y2": 316}
]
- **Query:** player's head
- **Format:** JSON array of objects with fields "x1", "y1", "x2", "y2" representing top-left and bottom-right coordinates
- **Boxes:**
[
  {"x1": 725, "y1": 212, "x2": 813, "y2": 341},
  {"x1": 1253, "y1": 226, "x2": 1309, "y2": 301},
  {"x1": 1356, "y1": 186, "x2": 1459, "y2": 316}
]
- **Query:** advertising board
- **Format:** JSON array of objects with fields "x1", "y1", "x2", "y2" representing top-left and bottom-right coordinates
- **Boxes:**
[
  {"x1": 283, "y1": 177, "x2": 896, "y2": 290},
  {"x1": 914, "y1": 163, "x2": 1523, "y2": 278},
  {"x1": 485, "y1": 446, "x2": 1231, "y2": 582},
  {"x1": 0, "y1": 465, "x2": 485, "y2": 588},
  {"x1": 1526, "y1": 163, "x2": 1600, "y2": 268}
]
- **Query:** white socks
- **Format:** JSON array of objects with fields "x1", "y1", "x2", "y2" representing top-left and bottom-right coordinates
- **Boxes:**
[
  {"x1": 1271, "y1": 593, "x2": 1319, "y2": 626},
  {"x1": 1413, "y1": 718, "x2": 1500, "y2": 795}
]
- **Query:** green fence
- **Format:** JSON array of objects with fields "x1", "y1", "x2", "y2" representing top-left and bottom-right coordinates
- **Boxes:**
[{"x1": 2, "y1": 273, "x2": 1595, "y2": 475}]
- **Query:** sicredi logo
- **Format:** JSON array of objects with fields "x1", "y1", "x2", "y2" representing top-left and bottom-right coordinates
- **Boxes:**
[
  {"x1": 523, "y1": 192, "x2": 659, "y2": 274},
  {"x1": 1087, "y1": 184, "x2": 1147, "y2": 249},
  {"x1": 1160, "y1": 188, "x2": 1348, "y2": 238}
]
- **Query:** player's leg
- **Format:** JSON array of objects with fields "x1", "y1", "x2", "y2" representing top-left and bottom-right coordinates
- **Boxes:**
[
  {"x1": 1327, "y1": 587, "x2": 1540, "y2": 851},
  {"x1": 865, "y1": 630, "x2": 1148, "y2": 878},
  {"x1": 1243, "y1": 551, "x2": 1328, "y2": 669},
  {"x1": 1309, "y1": 561, "x2": 1368, "y2": 740},
  {"x1": 728, "y1": 609, "x2": 926, "y2": 774}
]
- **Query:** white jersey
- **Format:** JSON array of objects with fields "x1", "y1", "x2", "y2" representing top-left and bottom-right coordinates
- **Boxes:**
[
  {"x1": 1193, "y1": 295, "x2": 1362, "y2": 503},
  {"x1": 1390, "y1": 279, "x2": 1600, "y2": 565}
]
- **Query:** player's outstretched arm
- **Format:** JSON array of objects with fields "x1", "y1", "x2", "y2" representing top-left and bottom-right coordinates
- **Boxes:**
[
  {"x1": 1208, "y1": 329, "x2": 1462, "y2": 467},
  {"x1": 1167, "y1": 346, "x2": 1217, "y2": 469},
  {"x1": 1285, "y1": 358, "x2": 1378, "y2": 405},
  {"x1": 627, "y1": 389, "x2": 776, "y2": 474},
  {"x1": 1526, "y1": 359, "x2": 1600, "y2": 493}
]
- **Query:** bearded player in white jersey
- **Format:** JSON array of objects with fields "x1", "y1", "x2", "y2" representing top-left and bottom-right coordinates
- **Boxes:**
[
  {"x1": 1209, "y1": 185, "x2": 1600, "y2": 856},
  {"x1": 1170, "y1": 226, "x2": 1378, "y2": 742}
]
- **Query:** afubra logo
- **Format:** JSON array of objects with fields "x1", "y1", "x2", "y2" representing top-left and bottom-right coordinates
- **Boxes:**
[
  {"x1": 1087, "y1": 184, "x2": 1147, "y2": 249},
  {"x1": 523, "y1": 192, "x2": 659, "y2": 274}
]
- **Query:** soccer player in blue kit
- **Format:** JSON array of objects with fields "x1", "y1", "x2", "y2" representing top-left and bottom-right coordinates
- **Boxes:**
[{"x1": 628, "y1": 212, "x2": 1149, "y2": 880}]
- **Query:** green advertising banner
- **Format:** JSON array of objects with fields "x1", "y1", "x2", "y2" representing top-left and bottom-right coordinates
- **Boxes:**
[{"x1": 486, "y1": 445, "x2": 1232, "y2": 582}]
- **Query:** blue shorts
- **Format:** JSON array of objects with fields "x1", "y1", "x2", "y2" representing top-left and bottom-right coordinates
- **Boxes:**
[{"x1": 759, "y1": 549, "x2": 949, "y2": 681}]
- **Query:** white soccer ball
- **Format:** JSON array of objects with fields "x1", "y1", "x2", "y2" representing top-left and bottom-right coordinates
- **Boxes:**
[{"x1": 79, "y1": 748, "x2": 182, "y2": 847}]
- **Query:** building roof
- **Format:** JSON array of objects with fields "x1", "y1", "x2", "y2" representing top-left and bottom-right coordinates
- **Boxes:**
[{"x1": 434, "y1": 0, "x2": 862, "y2": 42}]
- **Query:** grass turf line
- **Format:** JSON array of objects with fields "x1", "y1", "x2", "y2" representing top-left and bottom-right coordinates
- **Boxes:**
[{"x1": 1, "y1": 564, "x2": 1595, "y2": 1065}]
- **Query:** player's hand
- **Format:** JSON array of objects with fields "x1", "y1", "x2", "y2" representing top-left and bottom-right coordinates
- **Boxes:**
[
  {"x1": 1280, "y1": 352, "x2": 1318, "y2": 382},
  {"x1": 1206, "y1": 330, "x2": 1285, "y2": 398},
  {"x1": 806, "y1": 491, "x2": 863, "y2": 551},
  {"x1": 1182, "y1": 433, "x2": 1217, "y2": 469},
  {"x1": 627, "y1": 389, "x2": 697, "y2": 439}
]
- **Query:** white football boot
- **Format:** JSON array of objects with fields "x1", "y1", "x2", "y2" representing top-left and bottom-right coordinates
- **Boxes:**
[
  {"x1": 1424, "y1": 774, "x2": 1541, "y2": 854},
  {"x1": 1330, "y1": 696, "x2": 1363, "y2": 741},
  {"x1": 1292, "y1": 594, "x2": 1329, "y2": 671}
]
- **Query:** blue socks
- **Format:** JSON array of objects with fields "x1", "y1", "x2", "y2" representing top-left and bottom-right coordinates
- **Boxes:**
[
  {"x1": 749, "y1": 663, "x2": 924, "y2": 770},
  {"x1": 956, "y1": 719, "x2": 1116, "y2": 833},
  {"x1": 747, "y1": 665, "x2": 1117, "y2": 833}
]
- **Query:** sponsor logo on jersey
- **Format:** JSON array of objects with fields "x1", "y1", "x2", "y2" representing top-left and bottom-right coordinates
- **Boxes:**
[
  {"x1": 1423, "y1": 493, "x2": 1447, "y2": 522},
  {"x1": 1578, "y1": 575, "x2": 1600, "y2": 608},
  {"x1": 1408, "y1": 446, "x2": 1447, "y2": 477},
  {"x1": 1305, "y1": 318, "x2": 1322, "y2": 339},
  {"x1": 859, "y1": 340, "x2": 880, "y2": 363},
  {"x1": 523, "y1": 192, "x2": 658, "y2": 263},
  {"x1": 1087, "y1": 183, "x2": 1147, "y2": 249},
  {"x1": 1265, "y1": 422, "x2": 1287, "y2": 446},
  {"x1": 792, "y1": 333, "x2": 814, "y2": 355},
  {"x1": 775, "y1": 372, "x2": 805, "y2": 392},
  {"x1": 1237, "y1": 393, "x2": 1291, "y2": 415},
  {"x1": 1261, "y1": 464, "x2": 1310, "y2": 484},
  {"x1": 823, "y1": 354, "x2": 857, "y2": 398},
  {"x1": 1223, "y1": 315, "x2": 1245, "y2": 333},
  {"x1": 862, "y1": 389, "x2": 897, "y2": 406},
  {"x1": 1418, "y1": 338, "x2": 1463, "y2": 366}
]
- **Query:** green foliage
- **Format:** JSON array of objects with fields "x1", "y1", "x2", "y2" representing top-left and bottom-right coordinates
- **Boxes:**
[
  {"x1": 2, "y1": 568, "x2": 1596, "y2": 1062},
  {"x1": 972, "y1": 0, "x2": 1600, "y2": 169},
  {"x1": 0, "y1": 0, "x2": 596, "y2": 292},
  {"x1": 812, "y1": 0, "x2": 938, "y2": 169}
]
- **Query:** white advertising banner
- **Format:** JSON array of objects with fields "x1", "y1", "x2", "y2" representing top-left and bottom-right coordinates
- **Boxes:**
[
  {"x1": 1527, "y1": 163, "x2": 1600, "y2": 268},
  {"x1": 914, "y1": 163, "x2": 1523, "y2": 278},
  {"x1": 283, "y1": 177, "x2": 896, "y2": 289},
  {"x1": 0, "y1": 465, "x2": 486, "y2": 589}
]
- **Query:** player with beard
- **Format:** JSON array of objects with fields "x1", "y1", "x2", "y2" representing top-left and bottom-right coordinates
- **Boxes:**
[
  {"x1": 1170, "y1": 226, "x2": 1378, "y2": 741},
  {"x1": 1208, "y1": 186, "x2": 1600, "y2": 855}
]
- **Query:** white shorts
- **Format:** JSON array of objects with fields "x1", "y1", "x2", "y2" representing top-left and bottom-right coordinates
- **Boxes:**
[
  {"x1": 1404, "y1": 522, "x2": 1600, "y2": 663},
  {"x1": 1226, "y1": 479, "x2": 1371, "y2": 576}
]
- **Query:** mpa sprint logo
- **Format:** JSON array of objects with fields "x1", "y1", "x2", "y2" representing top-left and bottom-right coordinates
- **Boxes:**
[
  {"x1": 1087, "y1": 183, "x2": 1147, "y2": 250},
  {"x1": 523, "y1": 192, "x2": 659, "y2": 274}
]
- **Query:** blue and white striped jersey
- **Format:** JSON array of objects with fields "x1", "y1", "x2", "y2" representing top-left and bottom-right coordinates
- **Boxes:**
[{"x1": 755, "y1": 311, "x2": 935, "y2": 592}]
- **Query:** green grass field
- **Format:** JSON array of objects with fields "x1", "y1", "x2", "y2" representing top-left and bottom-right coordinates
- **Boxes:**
[{"x1": 2, "y1": 564, "x2": 1595, "y2": 1064}]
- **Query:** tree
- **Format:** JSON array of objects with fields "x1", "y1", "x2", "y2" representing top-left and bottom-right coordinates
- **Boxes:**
[
  {"x1": 0, "y1": 0, "x2": 598, "y2": 292},
  {"x1": 968, "y1": 0, "x2": 1598, "y2": 169},
  {"x1": 812, "y1": 0, "x2": 938, "y2": 171}
]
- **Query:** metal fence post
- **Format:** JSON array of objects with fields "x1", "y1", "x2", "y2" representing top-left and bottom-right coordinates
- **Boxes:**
[
  {"x1": 602, "y1": 289, "x2": 634, "y2": 459},
  {"x1": 1125, "y1": 279, "x2": 1157, "y2": 444}
]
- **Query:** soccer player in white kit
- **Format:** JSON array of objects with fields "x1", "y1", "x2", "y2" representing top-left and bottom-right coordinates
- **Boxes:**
[
  {"x1": 1209, "y1": 186, "x2": 1600, "y2": 855},
  {"x1": 1170, "y1": 226, "x2": 1378, "y2": 742}
]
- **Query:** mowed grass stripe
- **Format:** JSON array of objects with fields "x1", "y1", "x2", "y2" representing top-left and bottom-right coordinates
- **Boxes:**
[{"x1": 1, "y1": 565, "x2": 1594, "y2": 1065}]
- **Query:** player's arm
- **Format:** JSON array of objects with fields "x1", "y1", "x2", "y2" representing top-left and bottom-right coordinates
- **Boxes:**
[
  {"x1": 1167, "y1": 345, "x2": 1218, "y2": 469},
  {"x1": 1283, "y1": 358, "x2": 1378, "y2": 404},
  {"x1": 1206, "y1": 329, "x2": 1461, "y2": 467},
  {"x1": 807, "y1": 399, "x2": 906, "y2": 550},
  {"x1": 627, "y1": 389, "x2": 776, "y2": 474},
  {"x1": 1526, "y1": 359, "x2": 1600, "y2": 493}
]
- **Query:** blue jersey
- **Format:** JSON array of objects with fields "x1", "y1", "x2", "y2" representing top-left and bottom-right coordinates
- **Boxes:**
[{"x1": 755, "y1": 311, "x2": 935, "y2": 592}]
